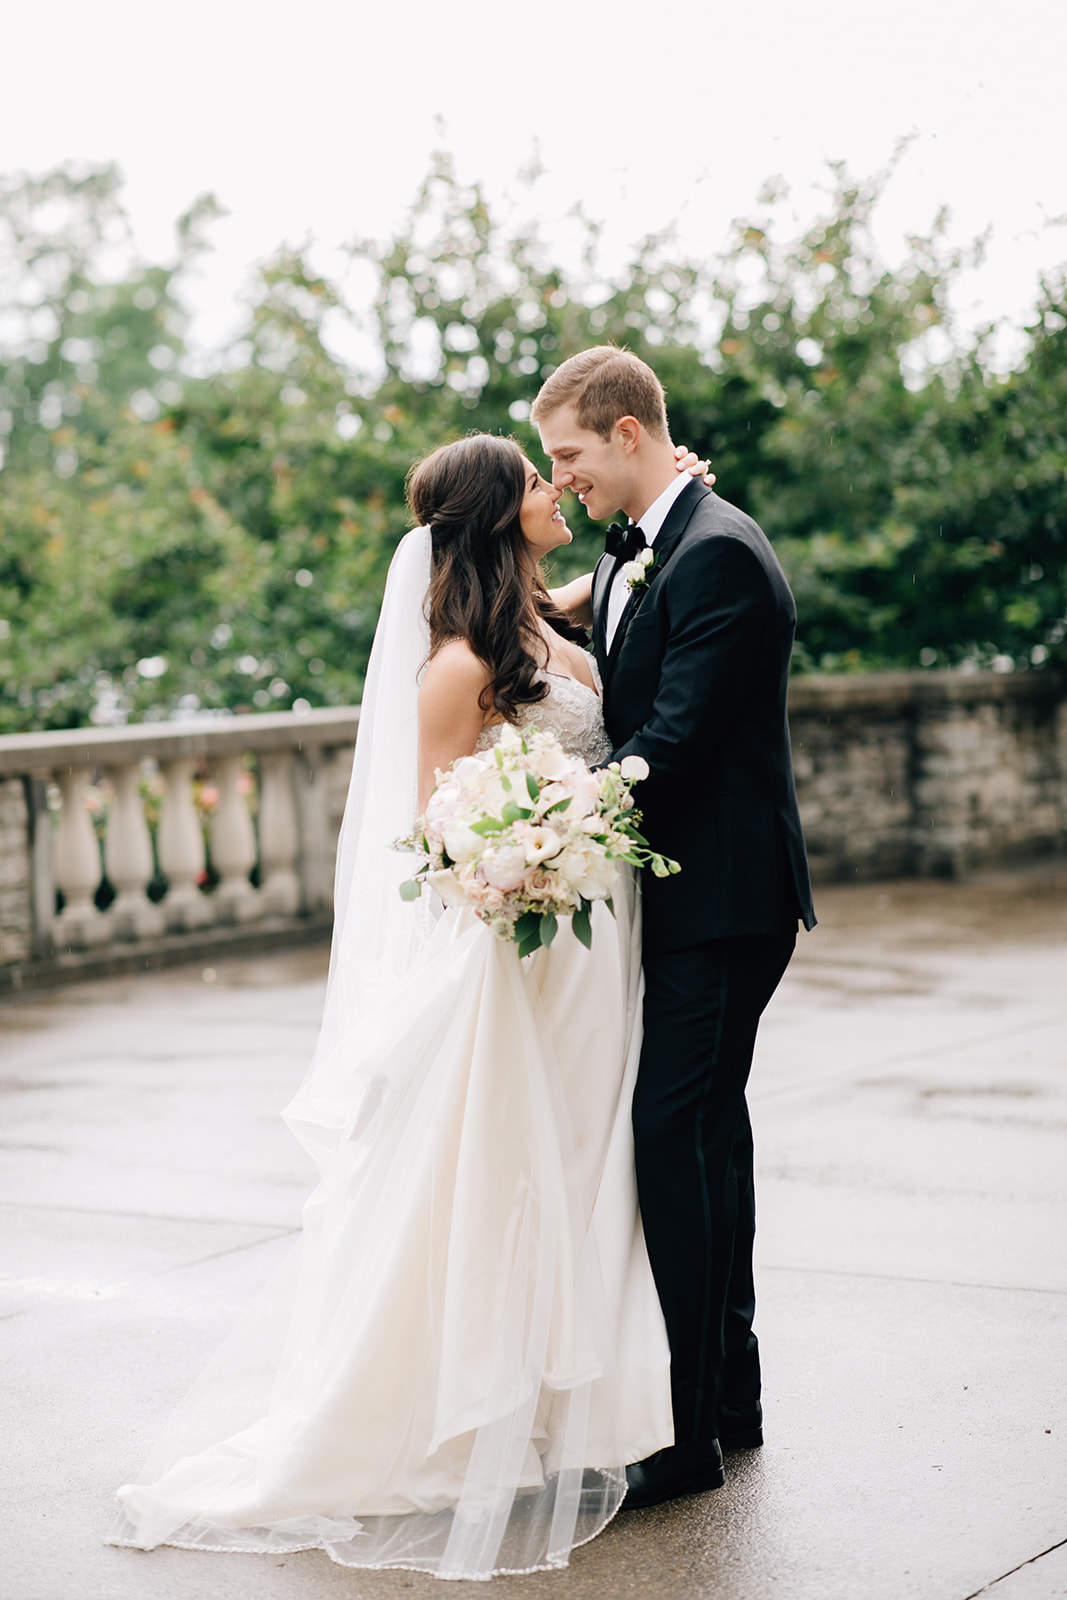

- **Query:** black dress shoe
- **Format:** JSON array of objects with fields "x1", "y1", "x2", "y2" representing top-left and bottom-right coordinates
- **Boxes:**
[
  {"x1": 623, "y1": 1441, "x2": 725, "y2": 1510},
  {"x1": 720, "y1": 1422, "x2": 763, "y2": 1450},
  {"x1": 720, "y1": 1399, "x2": 763, "y2": 1450}
]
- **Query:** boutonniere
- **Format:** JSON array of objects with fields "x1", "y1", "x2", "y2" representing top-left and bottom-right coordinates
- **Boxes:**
[{"x1": 622, "y1": 547, "x2": 657, "y2": 593}]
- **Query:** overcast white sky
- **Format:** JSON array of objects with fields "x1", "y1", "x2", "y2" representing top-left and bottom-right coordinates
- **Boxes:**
[{"x1": 4, "y1": 0, "x2": 1066, "y2": 368}]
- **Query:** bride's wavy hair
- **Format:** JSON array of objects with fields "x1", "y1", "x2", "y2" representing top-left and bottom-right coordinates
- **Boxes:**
[{"x1": 406, "y1": 434, "x2": 586, "y2": 722}]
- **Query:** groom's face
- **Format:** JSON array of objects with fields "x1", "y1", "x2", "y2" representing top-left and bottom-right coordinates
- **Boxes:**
[{"x1": 537, "y1": 403, "x2": 631, "y2": 524}]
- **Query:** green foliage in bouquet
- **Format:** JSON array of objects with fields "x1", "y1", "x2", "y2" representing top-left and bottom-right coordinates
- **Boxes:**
[{"x1": 397, "y1": 729, "x2": 678, "y2": 954}]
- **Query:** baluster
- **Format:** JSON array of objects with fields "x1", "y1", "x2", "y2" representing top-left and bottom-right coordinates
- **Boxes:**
[
  {"x1": 294, "y1": 744, "x2": 331, "y2": 916},
  {"x1": 157, "y1": 758, "x2": 213, "y2": 931},
  {"x1": 25, "y1": 775, "x2": 57, "y2": 958},
  {"x1": 105, "y1": 762, "x2": 165, "y2": 941},
  {"x1": 210, "y1": 754, "x2": 261, "y2": 923},
  {"x1": 258, "y1": 750, "x2": 300, "y2": 917},
  {"x1": 54, "y1": 767, "x2": 109, "y2": 949}
]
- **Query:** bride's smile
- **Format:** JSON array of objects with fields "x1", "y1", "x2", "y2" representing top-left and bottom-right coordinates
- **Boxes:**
[{"x1": 519, "y1": 459, "x2": 572, "y2": 558}]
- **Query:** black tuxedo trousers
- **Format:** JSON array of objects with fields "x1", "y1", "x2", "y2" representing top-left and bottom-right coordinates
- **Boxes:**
[
  {"x1": 594, "y1": 480, "x2": 815, "y2": 1446},
  {"x1": 636, "y1": 930, "x2": 795, "y2": 1444}
]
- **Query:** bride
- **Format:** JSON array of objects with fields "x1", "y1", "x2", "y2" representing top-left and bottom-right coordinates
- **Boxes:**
[{"x1": 112, "y1": 434, "x2": 698, "y2": 1581}]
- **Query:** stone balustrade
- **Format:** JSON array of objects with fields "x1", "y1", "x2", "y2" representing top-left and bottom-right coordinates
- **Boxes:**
[
  {"x1": 1, "y1": 671, "x2": 1065, "y2": 992},
  {"x1": 0, "y1": 709, "x2": 357, "y2": 990},
  {"x1": 787, "y1": 669, "x2": 1067, "y2": 882}
]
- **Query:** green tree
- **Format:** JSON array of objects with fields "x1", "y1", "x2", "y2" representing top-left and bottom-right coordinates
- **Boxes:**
[{"x1": 2, "y1": 155, "x2": 1065, "y2": 736}]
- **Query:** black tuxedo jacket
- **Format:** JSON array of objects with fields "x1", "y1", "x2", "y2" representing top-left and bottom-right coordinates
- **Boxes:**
[{"x1": 593, "y1": 480, "x2": 815, "y2": 953}]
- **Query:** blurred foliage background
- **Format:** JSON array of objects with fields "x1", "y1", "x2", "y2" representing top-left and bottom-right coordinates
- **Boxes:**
[{"x1": 1, "y1": 154, "x2": 1065, "y2": 733}]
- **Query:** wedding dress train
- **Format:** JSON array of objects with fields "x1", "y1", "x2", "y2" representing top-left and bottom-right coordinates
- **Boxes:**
[{"x1": 111, "y1": 532, "x2": 673, "y2": 1580}]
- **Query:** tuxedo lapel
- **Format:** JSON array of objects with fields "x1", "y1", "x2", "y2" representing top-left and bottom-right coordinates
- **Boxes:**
[
  {"x1": 602, "y1": 479, "x2": 711, "y2": 690},
  {"x1": 603, "y1": 585, "x2": 644, "y2": 683},
  {"x1": 590, "y1": 551, "x2": 617, "y2": 678},
  {"x1": 646, "y1": 477, "x2": 711, "y2": 573}
]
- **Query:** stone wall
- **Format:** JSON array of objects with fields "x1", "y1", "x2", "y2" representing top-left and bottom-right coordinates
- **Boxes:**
[
  {"x1": 789, "y1": 670, "x2": 1067, "y2": 882},
  {"x1": 1, "y1": 676, "x2": 1064, "y2": 978},
  {"x1": 0, "y1": 778, "x2": 35, "y2": 965}
]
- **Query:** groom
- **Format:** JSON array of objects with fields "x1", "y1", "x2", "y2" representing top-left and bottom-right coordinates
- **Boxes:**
[{"x1": 533, "y1": 348, "x2": 815, "y2": 1509}]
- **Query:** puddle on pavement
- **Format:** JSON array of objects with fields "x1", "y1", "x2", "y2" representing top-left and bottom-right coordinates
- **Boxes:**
[
  {"x1": 0, "y1": 944, "x2": 331, "y2": 1019},
  {"x1": 918, "y1": 1082, "x2": 1042, "y2": 1099},
  {"x1": 800, "y1": 860, "x2": 1067, "y2": 952},
  {"x1": 0, "y1": 1078, "x2": 91, "y2": 1095}
]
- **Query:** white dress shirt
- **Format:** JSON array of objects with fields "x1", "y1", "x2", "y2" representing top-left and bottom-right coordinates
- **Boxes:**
[{"x1": 604, "y1": 472, "x2": 693, "y2": 649}]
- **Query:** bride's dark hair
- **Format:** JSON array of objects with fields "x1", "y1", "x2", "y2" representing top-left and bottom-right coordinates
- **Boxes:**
[{"x1": 406, "y1": 433, "x2": 586, "y2": 722}]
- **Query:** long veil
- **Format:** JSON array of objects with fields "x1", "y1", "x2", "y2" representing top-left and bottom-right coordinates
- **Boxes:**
[
  {"x1": 284, "y1": 524, "x2": 438, "y2": 1170},
  {"x1": 110, "y1": 527, "x2": 672, "y2": 1580}
]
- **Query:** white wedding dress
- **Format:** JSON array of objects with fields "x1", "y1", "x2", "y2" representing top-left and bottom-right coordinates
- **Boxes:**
[{"x1": 111, "y1": 530, "x2": 673, "y2": 1581}]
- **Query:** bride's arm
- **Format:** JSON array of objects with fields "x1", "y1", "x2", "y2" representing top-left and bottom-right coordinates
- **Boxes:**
[
  {"x1": 548, "y1": 573, "x2": 593, "y2": 628},
  {"x1": 417, "y1": 641, "x2": 492, "y2": 813}
]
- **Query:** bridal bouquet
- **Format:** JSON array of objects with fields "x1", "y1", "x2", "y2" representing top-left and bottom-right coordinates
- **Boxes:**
[{"x1": 398, "y1": 726, "x2": 679, "y2": 956}]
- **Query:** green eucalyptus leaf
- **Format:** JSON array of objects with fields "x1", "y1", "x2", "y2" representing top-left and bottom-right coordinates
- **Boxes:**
[{"x1": 470, "y1": 817, "x2": 505, "y2": 836}]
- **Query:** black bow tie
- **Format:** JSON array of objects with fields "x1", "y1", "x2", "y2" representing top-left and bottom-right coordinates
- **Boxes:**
[{"x1": 605, "y1": 522, "x2": 647, "y2": 562}]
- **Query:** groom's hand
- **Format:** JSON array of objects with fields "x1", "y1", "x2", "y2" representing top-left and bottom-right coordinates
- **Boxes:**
[{"x1": 674, "y1": 444, "x2": 716, "y2": 487}]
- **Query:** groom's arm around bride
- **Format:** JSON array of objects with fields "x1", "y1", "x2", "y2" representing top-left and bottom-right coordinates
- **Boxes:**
[{"x1": 534, "y1": 346, "x2": 815, "y2": 1508}]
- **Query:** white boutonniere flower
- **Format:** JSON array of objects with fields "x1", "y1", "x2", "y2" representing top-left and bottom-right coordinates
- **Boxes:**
[{"x1": 623, "y1": 546, "x2": 656, "y2": 592}]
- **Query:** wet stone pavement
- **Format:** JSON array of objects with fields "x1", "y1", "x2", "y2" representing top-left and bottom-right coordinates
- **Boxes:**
[{"x1": 2, "y1": 865, "x2": 1066, "y2": 1600}]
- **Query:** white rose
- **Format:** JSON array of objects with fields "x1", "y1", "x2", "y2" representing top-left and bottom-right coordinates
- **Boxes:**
[
  {"x1": 619, "y1": 755, "x2": 650, "y2": 782},
  {"x1": 481, "y1": 843, "x2": 529, "y2": 893},
  {"x1": 556, "y1": 840, "x2": 619, "y2": 901},
  {"x1": 537, "y1": 780, "x2": 569, "y2": 813},
  {"x1": 564, "y1": 766, "x2": 602, "y2": 818},
  {"x1": 424, "y1": 784, "x2": 461, "y2": 823},
  {"x1": 638, "y1": 547, "x2": 654, "y2": 568},
  {"x1": 454, "y1": 762, "x2": 511, "y2": 819},
  {"x1": 532, "y1": 745, "x2": 570, "y2": 781},
  {"x1": 621, "y1": 559, "x2": 644, "y2": 586},
  {"x1": 442, "y1": 822, "x2": 482, "y2": 863}
]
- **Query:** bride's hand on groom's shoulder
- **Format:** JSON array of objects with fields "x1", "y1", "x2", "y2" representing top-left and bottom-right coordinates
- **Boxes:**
[{"x1": 674, "y1": 444, "x2": 716, "y2": 487}]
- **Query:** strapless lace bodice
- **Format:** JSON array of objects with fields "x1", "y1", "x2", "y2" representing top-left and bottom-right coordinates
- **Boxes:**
[{"x1": 475, "y1": 664, "x2": 611, "y2": 766}]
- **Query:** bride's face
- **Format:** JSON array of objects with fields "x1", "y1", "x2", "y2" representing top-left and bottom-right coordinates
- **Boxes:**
[{"x1": 518, "y1": 458, "x2": 572, "y2": 560}]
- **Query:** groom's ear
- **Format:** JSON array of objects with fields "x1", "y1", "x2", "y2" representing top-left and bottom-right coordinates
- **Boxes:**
[{"x1": 613, "y1": 416, "x2": 641, "y2": 455}]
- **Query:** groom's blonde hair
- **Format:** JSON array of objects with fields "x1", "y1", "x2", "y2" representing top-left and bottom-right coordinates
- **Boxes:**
[{"x1": 531, "y1": 346, "x2": 669, "y2": 442}]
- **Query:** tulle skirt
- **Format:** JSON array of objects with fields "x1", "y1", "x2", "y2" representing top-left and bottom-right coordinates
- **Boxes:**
[{"x1": 111, "y1": 878, "x2": 672, "y2": 1580}]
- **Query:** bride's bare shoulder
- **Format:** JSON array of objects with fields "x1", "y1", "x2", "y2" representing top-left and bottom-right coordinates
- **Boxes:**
[
  {"x1": 421, "y1": 638, "x2": 488, "y2": 692},
  {"x1": 417, "y1": 640, "x2": 492, "y2": 809},
  {"x1": 419, "y1": 639, "x2": 491, "y2": 723}
]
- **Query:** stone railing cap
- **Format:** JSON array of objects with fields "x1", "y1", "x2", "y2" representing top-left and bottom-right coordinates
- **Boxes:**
[
  {"x1": 787, "y1": 667, "x2": 1065, "y2": 714},
  {"x1": 0, "y1": 706, "x2": 360, "y2": 776}
]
